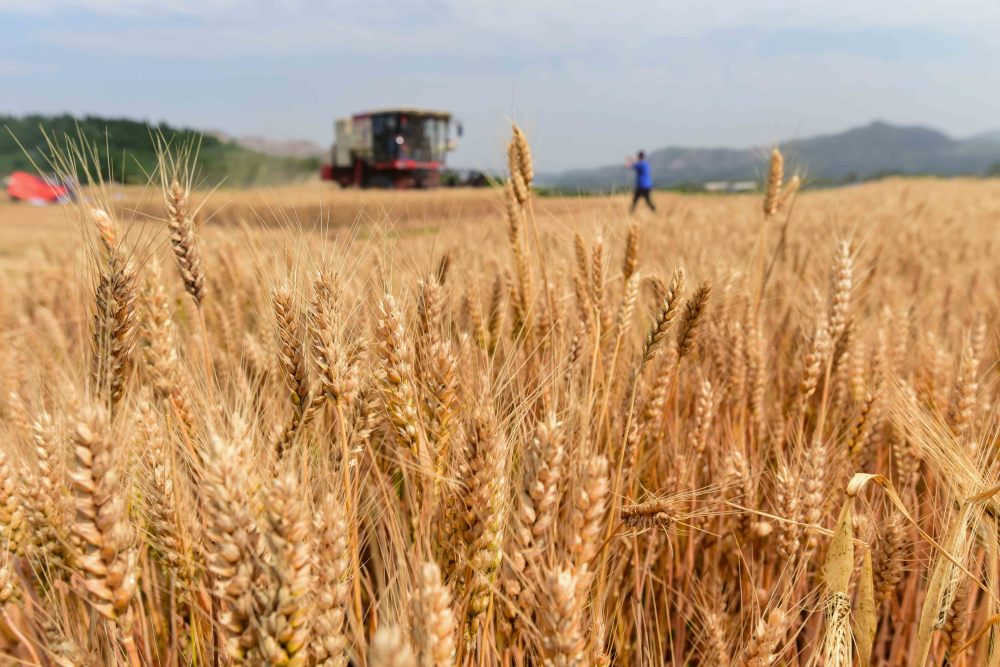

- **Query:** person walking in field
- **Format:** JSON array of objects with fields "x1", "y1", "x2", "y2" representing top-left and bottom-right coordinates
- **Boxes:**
[{"x1": 627, "y1": 150, "x2": 656, "y2": 213}]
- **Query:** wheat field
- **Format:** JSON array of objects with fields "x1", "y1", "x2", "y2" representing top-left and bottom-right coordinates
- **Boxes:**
[{"x1": 0, "y1": 128, "x2": 999, "y2": 666}]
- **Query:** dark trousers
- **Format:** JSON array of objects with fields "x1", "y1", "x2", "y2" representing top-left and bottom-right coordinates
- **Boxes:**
[{"x1": 631, "y1": 187, "x2": 655, "y2": 213}]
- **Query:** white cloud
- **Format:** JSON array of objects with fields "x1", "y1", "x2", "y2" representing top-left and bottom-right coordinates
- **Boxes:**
[
  {"x1": 0, "y1": 57, "x2": 53, "y2": 76},
  {"x1": 28, "y1": 1, "x2": 997, "y2": 63},
  {"x1": 0, "y1": 0, "x2": 240, "y2": 16},
  {"x1": 7, "y1": 0, "x2": 1000, "y2": 171},
  {"x1": 11, "y1": 0, "x2": 1000, "y2": 37}
]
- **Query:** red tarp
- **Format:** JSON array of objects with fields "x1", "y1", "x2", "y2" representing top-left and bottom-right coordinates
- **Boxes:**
[{"x1": 6, "y1": 171, "x2": 70, "y2": 203}]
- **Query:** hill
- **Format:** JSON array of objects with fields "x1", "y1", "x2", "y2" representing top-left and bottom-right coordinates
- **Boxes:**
[
  {"x1": 1, "y1": 114, "x2": 321, "y2": 187},
  {"x1": 540, "y1": 120, "x2": 1000, "y2": 191}
]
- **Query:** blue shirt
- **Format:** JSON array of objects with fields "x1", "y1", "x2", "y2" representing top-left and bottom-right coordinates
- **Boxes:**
[{"x1": 633, "y1": 160, "x2": 652, "y2": 189}]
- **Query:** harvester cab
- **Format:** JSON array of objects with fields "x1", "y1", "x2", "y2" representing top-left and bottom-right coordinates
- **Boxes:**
[{"x1": 321, "y1": 108, "x2": 456, "y2": 188}]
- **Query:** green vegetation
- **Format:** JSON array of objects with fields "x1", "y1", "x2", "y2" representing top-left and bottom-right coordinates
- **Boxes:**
[{"x1": 1, "y1": 114, "x2": 320, "y2": 187}]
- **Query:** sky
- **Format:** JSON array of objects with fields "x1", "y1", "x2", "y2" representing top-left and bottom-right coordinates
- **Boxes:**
[{"x1": 3, "y1": 1, "x2": 1000, "y2": 171}]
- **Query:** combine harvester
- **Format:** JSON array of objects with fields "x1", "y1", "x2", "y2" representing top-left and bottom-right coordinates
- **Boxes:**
[{"x1": 320, "y1": 108, "x2": 484, "y2": 188}]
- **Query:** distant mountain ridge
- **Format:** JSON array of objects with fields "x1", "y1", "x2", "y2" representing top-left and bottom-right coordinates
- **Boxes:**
[{"x1": 540, "y1": 121, "x2": 1000, "y2": 190}]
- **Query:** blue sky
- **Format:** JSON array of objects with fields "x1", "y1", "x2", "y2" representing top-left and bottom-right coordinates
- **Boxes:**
[{"x1": 3, "y1": 1, "x2": 1000, "y2": 171}]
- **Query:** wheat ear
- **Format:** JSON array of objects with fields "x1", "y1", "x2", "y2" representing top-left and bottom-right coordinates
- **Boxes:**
[
  {"x1": 412, "y1": 560, "x2": 457, "y2": 667},
  {"x1": 258, "y1": 471, "x2": 314, "y2": 665},
  {"x1": 369, "y1": 626, "x2": 417, "y2": 667},
  {"x1": 69, "y1": 406, "x2": 139, "y2": 661},
  {"x1": 311, "y1": 494, "x2": 350, "y2": 666},
  {"x1": 165, "y1": 178, "x2": 207, "y2": 305}
]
